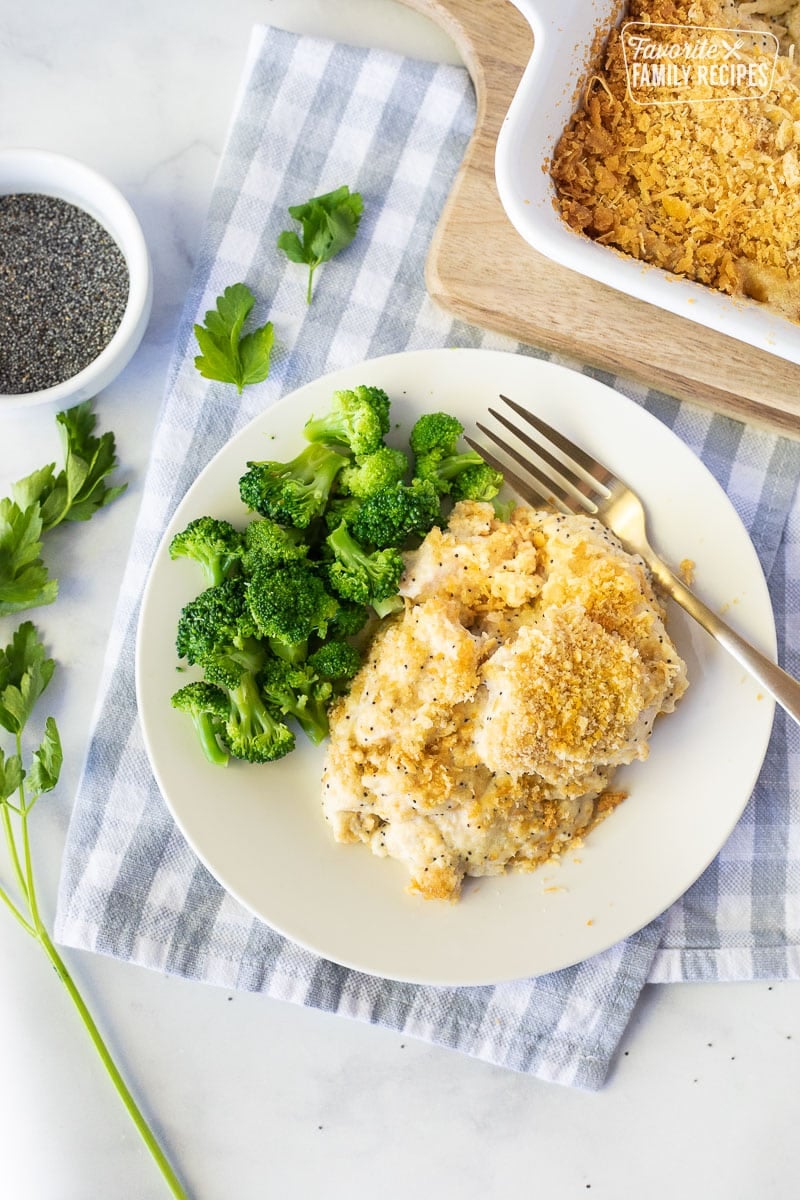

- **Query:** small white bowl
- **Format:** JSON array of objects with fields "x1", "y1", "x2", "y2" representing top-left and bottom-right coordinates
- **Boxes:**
[{"x1": 0, "y1": 148, "x2": 153, "y2": 409}]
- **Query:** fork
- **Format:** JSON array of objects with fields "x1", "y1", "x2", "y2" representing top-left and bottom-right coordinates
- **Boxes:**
[{"x1": 466, "y1": 394, "x2": 800, "y2": 727}]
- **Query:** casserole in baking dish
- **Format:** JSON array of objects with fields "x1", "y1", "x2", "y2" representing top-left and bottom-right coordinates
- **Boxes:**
[{"x1": 495, "y1": 0, "x2": 800, "y2": 364}]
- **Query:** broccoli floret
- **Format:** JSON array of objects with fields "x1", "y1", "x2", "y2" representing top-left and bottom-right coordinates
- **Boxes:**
[
  {"x1": 170, "y1": 680, "x2": 230, "y2": 767},
  {"x1": 410, "y1": 411, "x2": 501, "y2": 499},
  {"x1": 304, "y1": 385, "x2": 391, "y2": 456},
  {"x1": 450, "y1": 462, "x2": 504, "y2": 502},
  {"x1": 259, "y1": 656, "x2": 332, "y2": 745},
  {"x1": 328, "y1": 597, "x2": 370, "y2": 638},
  {"x1": 337, "y1": 445, "x2": 408, "y2": 499},
  {"x1": 239, "y1": 442, "x2": 348, "y2": 528},
  {"x1": 259, "y1": 639, "x2": 363, "y2": 746},
  {"x1": 349, "y1": 478, "x2": 440, "y2": 549},
  {"x1": 169, "y1": 516, "x2": 243, "y2": 587},
  {"x1": 408, "y1": 412, "x2": 464, "y2": 457},
  {"x1": 204, "y1": 657, "x2": 295, "y2": 763},
  {"x1": 323, "y1": 494, "x2": 363, "y2": 533},
  {"x1": 241, "y1": 516, "x2": 309, "y2": 573},
  {"x1": 308, "y1": 639, "x2": 362, "y2": 684},
  {"x1": 175, "y1": 578, "x2": 257, "y2": 667},
  {"x1": 326, "y1": 521, "x2": 404, "y2": 614},
  {"x1": 245, "y1": 560, "x2": 339, "y2": 663}
]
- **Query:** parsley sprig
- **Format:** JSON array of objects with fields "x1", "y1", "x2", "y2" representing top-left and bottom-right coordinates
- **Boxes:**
[
  {"x1": 193, "y1": 282, "x2": 274, "y2": 392},
  {"x1": 0, "y1": 401, "x2": 127, "y2": 616},
  {"x1": 0, "y1": 621, "x2": 189, "y2": 1198},
  {"x1": 277, "y1": 185, "x2": 364, "y2": 303}
]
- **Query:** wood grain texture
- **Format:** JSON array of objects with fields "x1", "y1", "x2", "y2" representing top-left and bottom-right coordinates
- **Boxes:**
[{"x1": 402, "y1": 0, "x2": 800, "y2": 436}]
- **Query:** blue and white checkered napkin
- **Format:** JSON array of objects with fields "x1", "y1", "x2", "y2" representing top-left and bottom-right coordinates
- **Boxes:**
[{"x1": 55, "y1": 25, "x2": 800, "y2": 1089}]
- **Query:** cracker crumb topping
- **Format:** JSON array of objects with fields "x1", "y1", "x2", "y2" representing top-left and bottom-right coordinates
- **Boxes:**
[{"x1": 321, "y1": 502, "x2": 688, "y2": 901}]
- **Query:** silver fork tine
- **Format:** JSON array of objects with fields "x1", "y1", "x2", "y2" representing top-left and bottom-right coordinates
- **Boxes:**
[
  {"x1": 471, "y1": 425, "x2": 593, "y2": 516},
  {"x1": 499, "y1": 393, "x2": 614, "y2": 490},
  {"x1": 487, "y1": 405, "x2": 604, "y2": 509},
  {"x1": 464, "y1": 435, "x2": 572, "y2": 514}
]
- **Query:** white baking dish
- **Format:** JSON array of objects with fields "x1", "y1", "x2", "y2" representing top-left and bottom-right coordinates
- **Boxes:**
[{"x1": 494, "y1": 0, "x2": 800, "y2": 365}]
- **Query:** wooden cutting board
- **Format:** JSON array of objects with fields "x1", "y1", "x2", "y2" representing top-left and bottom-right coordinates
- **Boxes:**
[{"x1": 402, "y1": 0, "x2": 800, "y2": 437}]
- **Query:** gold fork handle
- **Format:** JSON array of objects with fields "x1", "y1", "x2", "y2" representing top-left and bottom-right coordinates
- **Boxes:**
[{"x1": 644, "y1": 553, "x2": 800, "y2": 726}]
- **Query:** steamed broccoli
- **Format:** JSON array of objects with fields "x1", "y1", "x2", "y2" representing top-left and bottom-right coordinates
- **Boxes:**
[
  {"x1": 349, "y1": 478, "x2": 440, "y2": 549},
  {"x1": 259, "y1": 656, "x2": 332, "y2": 745},
  {"x1": 168, "y1": 516, "x2": 244, "y2": 587},
  {"x1": 245, "y1": 560, "x2": 339, "y2": 663},
  {"x1": 451, "y1": 461, "x2": 504, "y2": 502},
  {"x1": 308, "y1": 639, "x2": 362, "y2": 685},
  {"x1": 241, "y1": 516, "x2": 309, "y2": 572},
  {"x1": 410, "y1": 412, "x2": 502, "y2": 500},
  {"x1": 170, "y1": 680, "x2": 230, "y2": 766},
  {"x1": 175, "y1": 577, "x2": 257, "y2": 667},
  {"x1": 175, "y1": 579, "x2": 294, "y2": 763},
  {"x1": 204, "y1": 656, "x2": 295, "y2": 763},
  {"x1": 323, "y1": 494, "x2": 363, "y2": 533},
  {"x1": 337, "y1": 445, "x2": 408, "y2": 499},
  {"x1": 408, "y1": 411, "x2": 463, "y2": 458},
  {"x1": 326, "y1": 520, "x2": 404, "y2": 614},
  {"x1": 239, "y1": 442, "x2": 348, "y2": 528},
  {"x1": 327, "y1": 597, "x2": 370, "y2": 639},
  {"x1": 303, "y1": 385, "x2": 391, "y2": 456}
]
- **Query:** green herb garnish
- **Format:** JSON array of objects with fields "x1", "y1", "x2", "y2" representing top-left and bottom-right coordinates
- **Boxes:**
[
  {"x1": 193, "y1": 282, "x2": 274, "y2": 393},
  {"x1": 0, "y1": 401, "x2": 126, "y2": 616},
  {"x1": 277, "y1": 185, "x2": 364, "y2": 304},
  {"x1": 0, "y1": 621, "x2": 188, "y2": 1198}
]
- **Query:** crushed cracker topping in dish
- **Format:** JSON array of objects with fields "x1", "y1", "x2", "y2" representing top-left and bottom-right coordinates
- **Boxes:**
[
  {"x1": 321, "y1": 501, "x2": 688, "y2": 901},
  {"x1": 550, "y1": 0, "x2": 800, "y2": 322}
]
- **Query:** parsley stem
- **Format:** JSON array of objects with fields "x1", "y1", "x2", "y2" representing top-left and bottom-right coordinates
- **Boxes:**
[
  {"x1": 0, "y1": 880, "x2": 35, "y2": 935},
  {"x1": 1, "y1": 768, "x2": 29, "y2": 907},
  {"x1": 306, "y1": 265, "x2": 315, "y2": 305},
  {"x1": 10, "y1": 751, "x2": 191, "y2": 1199},
  {"x1": 34, "y1": 923, "x2": 191, "y2": 1199},
  {"x1": 1, "y1": 804, "x2": 28, "y2": 901}
]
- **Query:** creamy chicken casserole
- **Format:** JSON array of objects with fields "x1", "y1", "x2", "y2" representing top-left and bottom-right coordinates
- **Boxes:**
[{"x1": 321, "y1": 501, "x2": 688, "y2": 901}]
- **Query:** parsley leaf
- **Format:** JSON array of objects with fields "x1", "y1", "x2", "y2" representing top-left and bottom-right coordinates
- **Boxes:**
[
  {"x1": 193, "y1": 282, "x2": 274, "y2": 393},
  {"x1": 40, "y1": 401, "x2": 127, "y2": 528},
  {"x1": 0, "y1": 499, "x2": 58, "y2": 616},
  {"x1": 0, "y1": 749, "x2": 23, "y2": 805},
  {"x1": 26, "y1": 715, "x2": 62, "y2": 804},
  {"x1": 0, "y1": 402, "x2": 126, "y2": 616},
  {"x1": 0, "y1": 620, "x2": 55, "y2": 735},
  {"x1": 277, "y1": 185, "x2": 364, "y2": 303}
]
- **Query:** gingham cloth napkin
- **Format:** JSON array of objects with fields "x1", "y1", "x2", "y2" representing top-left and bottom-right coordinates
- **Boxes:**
[{"x1": 54, "y1": 26, "x2": 800, "y2": 1090}]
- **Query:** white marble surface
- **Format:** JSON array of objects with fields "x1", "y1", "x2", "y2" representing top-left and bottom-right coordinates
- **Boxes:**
[{"x1": 1, "y1": 2, "x2": 799, "y2": 1197}]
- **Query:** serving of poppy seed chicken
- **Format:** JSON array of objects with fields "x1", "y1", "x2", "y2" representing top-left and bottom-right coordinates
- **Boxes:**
[{"x1": 321, "y1": 500, "x2": 688, "y2": 901}]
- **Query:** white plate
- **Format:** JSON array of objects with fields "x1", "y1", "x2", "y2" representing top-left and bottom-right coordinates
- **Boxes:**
[{"x1": 136, "y1": 349, "x2": 776, "y2": 986}]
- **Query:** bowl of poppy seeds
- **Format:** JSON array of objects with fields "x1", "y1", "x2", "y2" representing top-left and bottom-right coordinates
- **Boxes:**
[{"x1": 0, "y1": 148, "x2": 152, "y2": 409}]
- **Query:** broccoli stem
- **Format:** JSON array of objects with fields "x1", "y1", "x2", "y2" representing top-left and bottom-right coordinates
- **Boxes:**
[
  {"x1": 268, "y1": 636, "x2": 308, "y2": 665},
  {"x1": 435, "y1": 451, "x2": 484, "y2": 481},
  {"x1": 372, "y1": 594, "x2": 404, "y2": 619},
  {"x1": 193, "y1": 711, "x2": 230, "y2": 766},
  {"x1": 292, "y1": 697, "x2": 329, "y2": 745}
]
